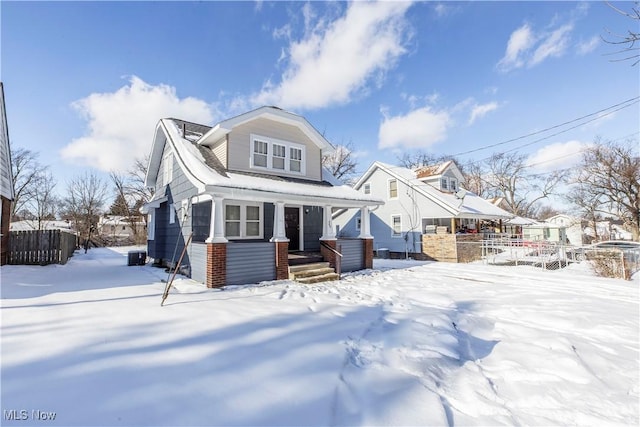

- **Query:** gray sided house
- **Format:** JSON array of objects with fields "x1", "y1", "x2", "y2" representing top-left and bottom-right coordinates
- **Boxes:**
[
  {"x1": 334, "y1": 161, "x2": 513, "y2": 261},
  {"x1": 0, "y1": 82, "x2": 14, "y2": 266},
  {"x1": 142, "y1": 106, "x2": 382, "y2": 287}
]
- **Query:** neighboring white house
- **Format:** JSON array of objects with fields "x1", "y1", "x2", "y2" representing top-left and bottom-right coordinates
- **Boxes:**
[
  {"x1": 98, "y1": 215, "x2": 146, "y2": 241},
  {"x1": 333, "y1": 161, "x2": 512, "y2": 257},
  {"x1": 545, "y1": 214, "x2": 583, "y2": 245}
]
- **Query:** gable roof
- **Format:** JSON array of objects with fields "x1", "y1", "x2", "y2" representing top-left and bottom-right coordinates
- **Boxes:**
[
  {"x1": 355, "y1": 161, "x2": 512, "y2": 219},
  {"x1": 415, "y1": 160, "x2": 463, "y2": 182},
  {"x1": 197, "y1": 106, "x2": 334, "y2": 153},
  {"x1": 0, "y1": 82, "x2": 14, "y2": 200},
  {"x1": 145, "y1": 118, "x2": 382, "y2": 208}
]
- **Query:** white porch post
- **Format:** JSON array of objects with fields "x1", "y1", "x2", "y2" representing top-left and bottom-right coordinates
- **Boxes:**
[
  {"x1": 320, "y1": 205, "x2": 336, "y2": 240},
  {"x1": 270, "y1": 201, "x2": 289, "y2": 242},
  {"x1": 206, "y1": 195, "x2": 228, "y2": 243},
  {"x1": 358, "y1": 206, "x2": 373, "y2": 239}
]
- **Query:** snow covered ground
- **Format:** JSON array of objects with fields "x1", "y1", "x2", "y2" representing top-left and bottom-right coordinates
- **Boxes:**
[{"x1": 1, "y1": 247, "x2": 638, "y2": 426}]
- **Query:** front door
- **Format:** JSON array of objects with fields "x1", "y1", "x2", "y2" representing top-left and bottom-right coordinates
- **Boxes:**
[{"x1": 285, "y1": 207, "x2": 300, "y2": 251}]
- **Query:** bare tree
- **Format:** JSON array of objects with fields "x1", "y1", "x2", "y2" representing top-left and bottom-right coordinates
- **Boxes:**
[
  {"x1": 64, "y1": 172, "x2": 108, "y2": 252},
  {"x1": 397, "y1": 151, "x2": 461, "y2": 171},
  {"x1": 534, "y1": 205, "x2": 562, "y2": 221},
  {"x1": 10, "y1": 148, "x2": 46, "y2": 220},
  {"x1": 322, "y1": 142, "x2": 359, "y2": 184},
  {"x1": 570, "y1": 137, "x2": 640, "y2": 240},
  {"x1": 461, "y1": 160, "x2": 491, "y2": 198},
  {"x1": 110, "y1": 171, "x2": 146, "y2": 244},
  {"x1": 603, "y1": 1, "x2": 640, "y2": 66},
  {"x1": 483, "y1": 152, "x2": 568, "y2": 217},
  {"x1": 30, "y1": 171, "x2": 58, "y2": 231}
]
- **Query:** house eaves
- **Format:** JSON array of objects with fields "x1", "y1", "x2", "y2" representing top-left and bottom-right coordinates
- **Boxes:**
[{"x1": 197, "y1": 106, "x2": 334, "y2": 153}]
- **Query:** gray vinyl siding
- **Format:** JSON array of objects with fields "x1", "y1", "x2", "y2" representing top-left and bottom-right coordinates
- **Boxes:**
[
  {"x1": 190, "y1": 243, "x2": 207, "y2": 283},
  {"x1": 226, "y1": 118, "x2": 322, "y2": 181},
  {"x1": 338, "y1": 238, "x2": 363, "y2": 272},
  {"x1": 226, "y1": 242, "x2": 276, "y2": 285},
  {"x1": 0, "y1": 84, "x2": 12, "y2": 200},
  {"x1": 149, "y1": 144, "x2": 199, "y2": 268}
]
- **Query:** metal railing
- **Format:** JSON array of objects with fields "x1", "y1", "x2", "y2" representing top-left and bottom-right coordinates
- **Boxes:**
[{"x1": 320, "y1": 241, "x2": 342, "y2": 278}]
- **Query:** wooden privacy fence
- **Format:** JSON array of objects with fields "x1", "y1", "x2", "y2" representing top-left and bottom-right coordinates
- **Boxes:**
[{"x1": 8, "y1": 230, "x2": 78, "y2": 265}]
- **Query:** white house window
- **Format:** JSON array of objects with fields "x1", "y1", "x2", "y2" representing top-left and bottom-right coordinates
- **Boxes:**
[
  {"x1": 450, "y1": 179, "x2": 457, "y2": 192},
  {"x1": 246, "y1": 205, "x2": 260, "y2": 237},
  {"x1": 225, "y1": 202, "x2": 263, "y2": 239},
  {"x1": 290, "y1": 147, "x2": 302, "y2": 172},
  {"x1": 363, "y1": 183, "x2": 371, "y2": 195},
  {"x1": 253, "y1": 140, "x2": 268, "y2": 168},
  {"x1": 356, "y1": 217, "x2": 362, "y2": 231},
  {"x1": 391, "y1": 215, "x2": 402, "y2": 237},
  {"x1": 389, "y1": 179, "x2": 398, "y2": 199},
  {"x1": 273, "y1": 144, "x2": 286, "y2": 170},
  {"x1": 169, "y1": 204, "x2": 176, "y2": 224},
  {"x1": 251, "y1": 134, "x2": 305, "y2": 174},
  {"x1": 441, "y1": 178, "x2": 448, "y2": 191},
  {"x1": 148, "y1": 211, "x2": 155, "y2": 240}
]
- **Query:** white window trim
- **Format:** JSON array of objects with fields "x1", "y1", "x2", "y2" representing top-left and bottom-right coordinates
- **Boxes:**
[
  {"x1": 391, "y1": 214, "x2": 402, "y2": 238},
  {"x1": 224, "y1": 201, "x2": 264, "y2": 240},
  {"x1": 169, "y1": 203, "x2": 176, "y2": 224},
  {"x1": 148, "y1": 210, "x2": 156, "y2": 240},
  {"x1": 363, "y1": 183, "x2": 371, "y2": 195},
  {"x1": 250, "y1": 134, "x2": 306, "y2": 175},
  {"x1": 388, "y1": 179, "x2": 398, "y2": 200},
  {"x1": 162, "y1": 149, "x2": 173, "y2": 186},
  {"x1": 450, "y1": 179, "x2": 457, "y2": 192},
  {"x1": 356, "y1": 216, "x2": 361, "y2": 231},
  {"x1": 441, "y1": 177, "x2": 449, "y2": 191}
]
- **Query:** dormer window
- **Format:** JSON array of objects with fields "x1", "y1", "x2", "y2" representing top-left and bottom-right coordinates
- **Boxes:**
[
  {"x1": 251, "y1": 134, "x2": 305, "y2": 174},
  {"x1": 450, "y1": 179, "x2": 457, "y2": 192},
  {"x1": 441, "y1": 178, "x2": 448, "y2": 191}
]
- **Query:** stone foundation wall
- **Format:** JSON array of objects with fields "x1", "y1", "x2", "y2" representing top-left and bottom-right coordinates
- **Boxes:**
[{"x1": 421, "y1": 233, "x2": 483, "y2": 263}]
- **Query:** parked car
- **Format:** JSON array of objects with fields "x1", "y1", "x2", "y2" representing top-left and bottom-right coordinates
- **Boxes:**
[{"x1": 567, "y1": 241, "x2": 640, "y2": 262}]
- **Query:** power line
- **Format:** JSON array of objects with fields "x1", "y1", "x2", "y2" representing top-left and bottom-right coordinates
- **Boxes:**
[{"x1": 451, "y1": 96, "x2": 640, "y2": 157}]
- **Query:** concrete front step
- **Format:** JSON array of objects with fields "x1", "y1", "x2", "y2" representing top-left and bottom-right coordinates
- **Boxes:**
[
  {"x1": 296, "y1": 272, "x2": 340, "y2": 284},
  {"x1": 289, "y1": 262, "x2": 330, "y2": 273},
  {"x1": 289, "y1": 262, "x2": 339, "y2": 283}
]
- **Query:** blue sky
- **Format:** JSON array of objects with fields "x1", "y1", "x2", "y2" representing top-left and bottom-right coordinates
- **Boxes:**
[{"x1": 1, "y1": 0, "x2": 638, "y2": 192}]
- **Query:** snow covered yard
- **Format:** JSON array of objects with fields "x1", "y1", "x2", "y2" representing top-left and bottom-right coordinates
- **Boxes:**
[{"x1": 1, "y1": 247, "x2": 638, "y2": 426}]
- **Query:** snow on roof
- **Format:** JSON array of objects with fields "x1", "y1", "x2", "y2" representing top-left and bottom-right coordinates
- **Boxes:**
[
  {"x1": 362, "y1": 162, "x2": 512, "y2": 219},
  {"x1": 506, "y1": 216, "x2": 541, "y2": 226},
  {"x1": 161, "y1": 119, "x2": 383, "y2": 207},
  {"x1": 10, "y1": 220, "x2": 74, "y2": 232}
]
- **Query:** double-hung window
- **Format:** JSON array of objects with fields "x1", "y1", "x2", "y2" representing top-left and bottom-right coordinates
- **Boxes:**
[
  {"x1": 290, "y1": 147, "x2": 302, "y2": 172},
  {"x1": 391, "y1": 215, "x2": 402, "y2": 237},
  {"x1": 363, "y1": 183, "x2": 371, "y2": 195},
  {"x1": 253, "y1": 140, "x2": 268, "y2": 168},
  {"x1": 273, "y1": 144, "x2": 286, "y2": 170},
  {"x1": 441, "y1": 178, "x2": 449, "y2": 191},
  {"x1": 388, "y1": 179, "x2": 398, "y2": 199},
  {"x1": 225, "y1": 202, "x2": 263, "y2": 239},
  {"x1": 251, "y1": 134, "x2": 305, "y2": 174}
]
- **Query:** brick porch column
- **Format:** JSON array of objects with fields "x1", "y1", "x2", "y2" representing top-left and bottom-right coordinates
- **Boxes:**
[
  {"x1": 321, "y1": 239, "x2": 337, "y2": 269},
  {"x1": 275, "y1": 241, "x2": 289, "y2": 280},
  {"x1": 362, "y1": 238, "x2": 373, "y2": 269},
  {"x1": 206, "y1": 242, "x2": 226, "y2": 288}
]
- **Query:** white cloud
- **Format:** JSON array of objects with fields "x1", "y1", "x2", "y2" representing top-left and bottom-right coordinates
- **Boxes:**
[
  {"x1": 250, "y1": 1, "x2": 413, "y2": 110},
  {"x1": 577, "y1": 35, "x2": 599, "y2": 55},
  {"x1": 530, "y1": 24, "x2": 573, "y2": 66},
  {"x1": 61, "y1": 76, "x2": 213, "y2": 172},
  {"x1": 526, "y1": 140, "x2": 588, "y2": 172},
  {"x1": 497, "y1": 23, "x2": 535, "y2": 71},
  {"x1": 468, "y1": 102, "x2": 499, "y2": 125},
  {"x1": 378, "y1": 107, "x2": 451, "y2": 149},
  {"x1": 497, "y1": 9, "x2": 582, "y2": 72}
]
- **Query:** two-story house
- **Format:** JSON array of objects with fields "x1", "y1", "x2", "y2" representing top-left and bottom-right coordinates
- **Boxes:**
[
  {"x1": 333, "y1": 161, "x2": 512, "y2": 261},
  {"x1": 142, "y1": 106, "x2": 382, "y2": 287}
]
